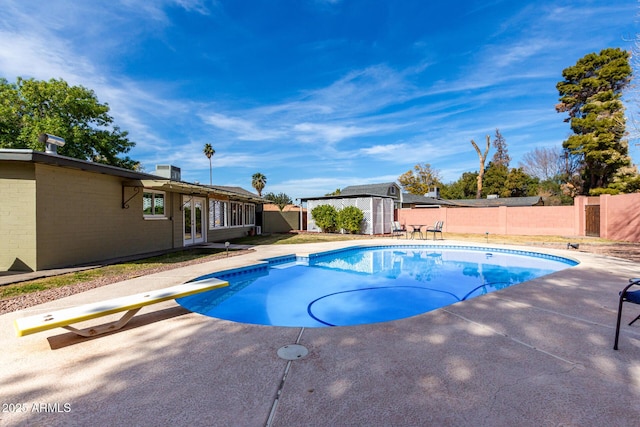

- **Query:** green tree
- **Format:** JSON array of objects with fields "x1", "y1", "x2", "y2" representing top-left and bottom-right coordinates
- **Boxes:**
[
  {"x1": 503, "y1": 168, "x2": 539, "y2": 197},
  {"x1": 398, "y1": 163, "x2": 442, "y2": 195},
  {"x1": 440, "y1": 172, "x2": 478, "y2": 199},
  {"x1": 203, "y1": 144, "x2": 215, "y2": 185},
  {"x1": 336, "y1": 206, "x2": 364, "y2": 234},
  {"x1": 325, "y1": 188, "x2": 342, "y2": 196},
  {"x1": 556, "y1": 47, "x2": 634, "y2": 194},
  {"x1": 251, "y1": 172, "x2": 267, "y2": 196},
  {"x1": 0, "y1": 77, "x2": 137, "y2": 169},
  {"x1": 311, "y1": 204, "x2": 338, "y2": 233},
  {"x1": 481, "y1": 162, "x2": 540, "y2": 199},
  {"x1": 264, "y1": 192, "x2": 292, "y2": 211},
  {"x1": 491, "y1": 129, "x2": 510, "y2": 167},
  {"x1": 482, "y1": 162, "x2": 509, "y2": 197},
  {"x1": 481, "y1": 130, "x2": 513, "y2": 197}
]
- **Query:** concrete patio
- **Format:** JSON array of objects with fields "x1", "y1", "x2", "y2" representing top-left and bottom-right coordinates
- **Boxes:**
[{"x1": 1, "y1": 239, "x2": 639, "y2": 426}]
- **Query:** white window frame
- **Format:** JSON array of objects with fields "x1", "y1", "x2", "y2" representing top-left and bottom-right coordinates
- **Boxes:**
[
  {"x1": 143, "y1": 189, "x2": 167, "y2": 219},
  {"x1": 208, "y1": 199, "x2": 229, "y2": 229},
  {"x1": 244, "y1": 203, "x2": 256, "y2": 226},
  {"x1": 230, "y1": 201, "x2": 243, "y2": 227}
]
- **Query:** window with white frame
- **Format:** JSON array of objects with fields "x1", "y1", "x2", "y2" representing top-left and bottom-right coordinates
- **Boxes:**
[
  {"x1": 230, "y1": 202, "x2": 243, "y2": 226},
  {"x1": 143, "y1": 190, "x2": 166, "y2": 218},
  {"x1": 208, "y1": 199, "x2": 228, "y2": 229},
  {"x1": 244, "y1": 203, "x2": 256, "y2": 226}
]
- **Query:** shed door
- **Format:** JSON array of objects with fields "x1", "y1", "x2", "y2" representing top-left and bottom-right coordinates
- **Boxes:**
[{"x1": 585, "y1": 205, "x2": 600, "y2": 237}]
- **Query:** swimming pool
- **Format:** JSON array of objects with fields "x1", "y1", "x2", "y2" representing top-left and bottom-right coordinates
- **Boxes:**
[{"x1": 177, "y1": 245, "x2": 577, "y2": 327}]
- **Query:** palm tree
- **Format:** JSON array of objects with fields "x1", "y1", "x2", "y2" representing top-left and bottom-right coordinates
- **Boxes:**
[
  {"x1": 252, "y1": 172, "x2": 267, "y2": 197},
  {"x1": 203, "y1": 144, "x2": 215, "y2": 185}
]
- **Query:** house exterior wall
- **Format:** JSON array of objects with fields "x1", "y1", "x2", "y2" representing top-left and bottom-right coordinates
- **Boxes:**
[
  {"x1": 1, "y1": 152, "x2": 265, "y2": 271},
  {"x1": 33, "y1": 164, "x2": 177, "y2": 270},
  {"x1": 206, "y1": 195, "x2": 258, "y2": 242},
  {"x1": 0, "y1": 162, "x2": 37, "y2": 271},
  {"x1": 207, "y1": 226, "x2": 253, "y2": 242}
]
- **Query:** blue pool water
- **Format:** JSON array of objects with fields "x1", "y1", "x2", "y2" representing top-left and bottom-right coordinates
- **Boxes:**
[{"x1": 177, "y1": 245, "x2": 577, "y2": 327}]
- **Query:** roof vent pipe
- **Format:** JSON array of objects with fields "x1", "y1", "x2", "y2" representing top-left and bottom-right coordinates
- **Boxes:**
[{"x1": 39, "y1": 133, "x2": 66, "y2": 155}]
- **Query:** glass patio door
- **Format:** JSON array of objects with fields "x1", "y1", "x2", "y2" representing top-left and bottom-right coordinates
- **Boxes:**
[{"x1": 183, "y1": 196, "x2": 205, "y2": 245}]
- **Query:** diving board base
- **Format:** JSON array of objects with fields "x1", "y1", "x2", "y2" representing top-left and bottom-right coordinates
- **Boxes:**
[{"x1": 61, "y1": 308, "x2": 142, "y2": 337}]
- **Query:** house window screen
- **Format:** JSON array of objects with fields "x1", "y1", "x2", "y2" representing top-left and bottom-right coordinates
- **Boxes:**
[
  {"x1": 209, "y1": 200, "x2": 228, "y2": 229},
  {"x1": 244, "y1": 204, "x2": 255, "y2": 226},
  {"x1": 231, "y1": 202, "x2": 243, "y2": 226}
]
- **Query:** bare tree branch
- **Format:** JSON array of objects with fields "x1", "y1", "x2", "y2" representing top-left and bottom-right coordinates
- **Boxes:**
[{"x1": 470, "y1": 135, "x2": 491, "y2": 199}]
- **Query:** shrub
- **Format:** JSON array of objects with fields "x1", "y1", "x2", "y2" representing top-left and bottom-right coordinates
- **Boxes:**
[
  {"x1": 336, "y1": 206, "x2": 364, "y2": 234},
  {"x1": 311, "y1": 204, "x2": 338, "y2": 232}
]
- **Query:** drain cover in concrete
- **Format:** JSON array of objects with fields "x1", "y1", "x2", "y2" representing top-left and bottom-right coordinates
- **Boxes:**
[{"x1": 277, "y1": 344, "x2": 308, "y2": 360}]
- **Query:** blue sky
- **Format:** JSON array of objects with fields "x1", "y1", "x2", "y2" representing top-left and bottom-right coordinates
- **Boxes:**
[{"x1": 0, "y1": 1, "x2": 638, "y2": 200}]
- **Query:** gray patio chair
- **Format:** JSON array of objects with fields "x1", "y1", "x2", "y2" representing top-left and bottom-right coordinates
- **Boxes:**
[
  {"x1": 614, "y1": 278, "x2": 640, "y2": 350},
  {"x1": 391, "y1": 221, "x2": 407, "y2": 239},
  {"x1": 425, "y1": 220, "x2": 444, "y2": 240}
]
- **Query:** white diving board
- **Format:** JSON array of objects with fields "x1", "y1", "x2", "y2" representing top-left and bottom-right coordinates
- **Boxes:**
[{"x1": 14, "y1": 279, "x2": 228, "y2": 338}]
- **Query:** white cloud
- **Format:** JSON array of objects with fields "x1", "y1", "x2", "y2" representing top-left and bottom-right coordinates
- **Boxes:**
[
  {"x1": 0, "y1": 29, "x2": 97, "y2": 85},
  {"x1": 292, "y1": 122, "x2": 378, "y2": 144},
  {"x1": 301, "y1": 64, "x2": 419, "y2": 116},
  {"x1": 173, "y1": 0, "x2": 213, "y2": 15},
  {"x1": 201, "y1": 113, "x2": 286, "y2": 141},
  {"x1": 359, "y1": 143, "x2": 409, "y2": 156}
]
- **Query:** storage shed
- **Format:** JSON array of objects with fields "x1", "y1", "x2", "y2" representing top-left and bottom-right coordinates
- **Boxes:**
[{"x1": 301, "y1": 183, "x2": 400, "y2": 235}]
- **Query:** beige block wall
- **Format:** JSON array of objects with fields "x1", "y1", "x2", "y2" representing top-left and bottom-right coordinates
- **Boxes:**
[
  {"x1": 501, "y1": 205, "x2": 576, "y2": 236},
  {"x1": 398, "y1": 204, "x2": 581, "y2": 237},
  {"x1": 600, "y1": 193, "x2": 640, "y2": 242},
  {"x1": 34, "y1": 164, "x2": 177, "y2": 270},
  {"x1": 0, "y1": 163, "x2": 37, "y2": 271},
  {"x1": 262, "y1": 211, "x2": 300, "y2": 233}
]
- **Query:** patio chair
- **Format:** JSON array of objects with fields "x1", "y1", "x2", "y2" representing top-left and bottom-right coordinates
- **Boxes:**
[
  {"x1": 614, "y1": 278, "x2": 640, "y2": 350},
  {"x1": 425, "y1": 220, "x2": 444, "y2": 240},
  {"x1": 391, "y1": 221, "x2": 407, "y2": 239}
]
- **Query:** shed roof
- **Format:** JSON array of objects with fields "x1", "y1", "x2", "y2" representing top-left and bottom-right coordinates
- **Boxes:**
[
  {"x1": 301, "y1": 182, "x2": 400, "y2": 201},
  {"x1": 340, "y1": 182, "x2": 400, "y2": 197}
]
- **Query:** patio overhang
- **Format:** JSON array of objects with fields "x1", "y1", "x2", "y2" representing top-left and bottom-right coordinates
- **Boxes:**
[
  {"x1": 132, "y1": 179, "x2": 211, "y2": 196},
  {"x1": 129, "y1": 179, "x2": 266, "y2": 203}
]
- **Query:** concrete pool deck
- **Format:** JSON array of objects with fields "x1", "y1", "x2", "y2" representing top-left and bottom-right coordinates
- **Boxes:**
[{"x1": 1, "y1": 239, "x2": 639, "y2": 426}]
